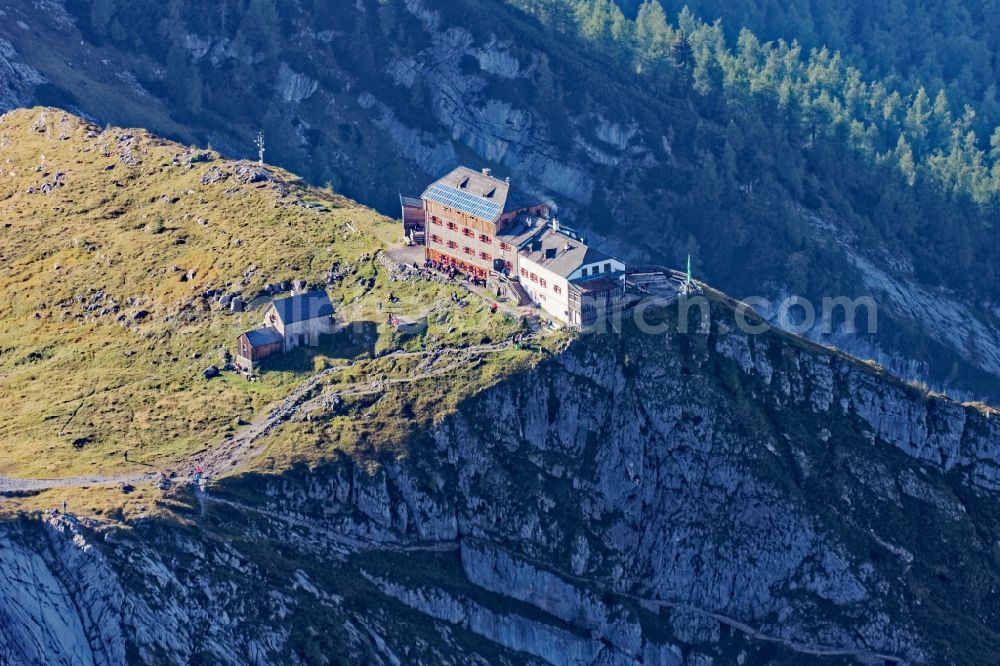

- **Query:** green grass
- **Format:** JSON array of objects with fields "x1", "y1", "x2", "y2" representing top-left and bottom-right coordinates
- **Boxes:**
[
  {"x1": 0, "y1": 107, "x2": 544, "y2": 482},
  {"x1": 247, "y1": 338, "x2": 555, "y2": 471}
]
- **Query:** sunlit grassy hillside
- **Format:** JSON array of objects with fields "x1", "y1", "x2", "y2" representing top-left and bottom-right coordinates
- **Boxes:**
[{"x1": 0, "y1": 107, "x2": 523, "y2": 479}]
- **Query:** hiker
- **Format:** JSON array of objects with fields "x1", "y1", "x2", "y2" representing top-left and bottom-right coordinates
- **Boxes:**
[
  {"x1": 490, "y1": 303, "x2": 498, "y2": 314},
  {"x1": 124, "y1": 450, "x2": 129, "y2": 462},
  {"x1": 62, "y1": 500, "x2": 67, "y2": 514}
]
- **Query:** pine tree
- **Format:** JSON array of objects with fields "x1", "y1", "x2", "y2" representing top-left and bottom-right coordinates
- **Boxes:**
[
  {"x1": 896, "y1": 135, "x2": 917, "y2": 186},
  {"x1": 905, "y1": 87, "x2": 932, "y2": 149},
  {"x1": 90, "y1": 0, "x2": 117, "y2": 38},
  {"x1": 989, "y1": 126, "x2": 1000, "y2": 163},
  {"x1": 669, "y1": 30, "x2": 694, "y2": 82},
  {"x1": 536, "y1": 54, "x2": 572, "y2": 146},
  {"x1": 609, "y1": 4, "x2": 635, "y2": 55},
  {"x1": 238, "y1": 0, "x2": 281, "y2": 58},
  {"x1": 578, "y1": 0, "x2": 615, "y2": 47},
  {"x1": 351, "y1": 10, "x2": 378, "y2": 78},
  {"x1": 635, "y1": 0, "x2": 671, "y2": 63}
]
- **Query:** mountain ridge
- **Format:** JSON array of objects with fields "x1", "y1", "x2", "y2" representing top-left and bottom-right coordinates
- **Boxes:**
[
  {"x1": 1, "y1": 107, "x2": 999, "y2": 664},
  {"x1": 1, "y1": 0, "x2": 998, "y2": 402}
]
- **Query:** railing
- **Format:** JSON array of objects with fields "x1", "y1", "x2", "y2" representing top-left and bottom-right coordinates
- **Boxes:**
[{"x1": 627, "y1": 264, "x2": 666, "y2": 274}]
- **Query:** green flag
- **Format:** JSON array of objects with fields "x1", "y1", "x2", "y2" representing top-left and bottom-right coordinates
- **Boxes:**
[{"x1": 686, "y1": 254, "x2": 692, "y2": 285}]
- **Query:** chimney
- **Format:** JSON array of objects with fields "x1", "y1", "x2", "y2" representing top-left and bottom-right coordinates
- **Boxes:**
[
  {"x1": 551, "y1": 217, "x2": 560, "y2": 233},
  {"x1": 505, "y1": 176, "x2": 510, "y2": 182},
  {"x1": 564, "y1": 242, "x2": 571, "y2": 252},
  {"x1": 482, "y1": 167, "x2": 491, "y2": 177}
]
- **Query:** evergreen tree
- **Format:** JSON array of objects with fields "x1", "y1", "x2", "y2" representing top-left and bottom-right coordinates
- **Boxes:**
[
  {"x1": 351, "y1": 10, "x2": 378, "y2": 78},
  {"x1": 989, "y1": 126, "x2": 1000, "y2": 163},
  {"x1": 90, "y1": 0, "x2": 117, "y2": 38},
  {"x1": 577, "y1": 0, "x2": 615, "y2": 47},
  {"x1": 896, "y1": 135, "x2": 917, "y2": 186},
  {"x1": 669, "y1": 30, "x2": 694, "y2": 83},
  {"x1": 904, "y1": 87, "x2": 931, "y2": 149},
  {"x1": 536, "y1": 54, "x2": 572, "y2": 146},
  {"x1": 635, "y1": 0, "x2": 671, "y2": 64},
  {"x1": 237, "y1": 0, "x2": 281, "y2": 58}
]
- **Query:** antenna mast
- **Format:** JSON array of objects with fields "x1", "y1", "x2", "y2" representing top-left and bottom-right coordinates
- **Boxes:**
[{"x1": 255, "y1": 131, "x2": 265, "y2": 165}]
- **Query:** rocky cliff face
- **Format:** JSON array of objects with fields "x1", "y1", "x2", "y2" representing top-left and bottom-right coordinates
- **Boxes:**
[
  {"x1": 0, "y1": 36, "x2": 44, "y2": 112},
  {"x1": 0, "y1": 517, "x2": 124, "y2": 666},
  {"x1": 3, "y1": 298, "x2": 997, "y2": 664}
]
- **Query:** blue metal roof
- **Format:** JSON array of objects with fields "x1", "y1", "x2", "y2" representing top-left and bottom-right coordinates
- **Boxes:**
[
  {"x1": 270, "y1": 290, "x2": 333, "y2": 325},
  {"x1": 243, "y1": 326, "x2": 283, "y2": 347},
  {"x1": 423, "y1": 182, "x2": 503, "y2": 222}
]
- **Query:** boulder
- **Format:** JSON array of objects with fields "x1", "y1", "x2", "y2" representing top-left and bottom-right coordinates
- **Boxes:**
[
  {"x1": 233, "y1": 162, "x2": 270, "y2": 184},
  {"x1": 200, "y1": 166, "x2": 228, "y2": 186}
]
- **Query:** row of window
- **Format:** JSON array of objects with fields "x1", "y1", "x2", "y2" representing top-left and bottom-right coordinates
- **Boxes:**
[
  {"x1": 429, "y1": 235, "x2": 493, "y2": 261},
  {"x1": 520, "y1": 268, "x2": 562, "y2": 294},
  {"x1": 580, "y1": 263, "x2": 614, "y2": 277},
  {"x1": 430, "y1": 217, "x2": 494, "y2": 244}
]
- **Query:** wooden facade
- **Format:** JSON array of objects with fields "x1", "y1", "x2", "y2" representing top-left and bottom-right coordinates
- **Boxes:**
[
  {"x1": 572, "y1": 278, "x2": 625, "y2": 326},
  {"x1": 424, "y1": 199, "x2": 499, "y2": 278},
  {"x1": 419, "y1": 167, "x2": 551, "y2": 280},
  {"x1": 236, "y1": 332, "x2": 282, "y2": 370},
  {"x1": 498, "y1": 203, "x2": 550, "y2": 225},
  {"x1": 400, "y1": 195, "x2": 424, "y2": 238}
]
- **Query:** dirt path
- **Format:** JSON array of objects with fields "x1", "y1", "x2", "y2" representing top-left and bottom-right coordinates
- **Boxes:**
[
  {"x1": 0, "y1": 472, "x2": 153, "y2": 493},
  {"x1": 0, "y1": 337, "x2": 536, "y2": 494},
  {"x1": 207, "y1": 494, "x2": 457, "y2": 554}
]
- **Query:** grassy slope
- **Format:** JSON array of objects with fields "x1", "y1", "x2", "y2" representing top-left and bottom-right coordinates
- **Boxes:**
[{"x1": 0, "y1": 107, "x2": 526, "y2": 481}]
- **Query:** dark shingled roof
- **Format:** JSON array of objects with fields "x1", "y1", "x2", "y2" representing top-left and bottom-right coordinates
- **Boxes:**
[
  {"x1": 517, "y1": 227, "x2": 614, "y2": 278},
  {"x1": 399, "y1": 194, "x2": 422, "y2": 208},
  {"x1": 243, "y1": 326, "x2": 283, "y2": 347},
  {"x1": 270, "y1": 290, "x2": 333, "y2": 325}
]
